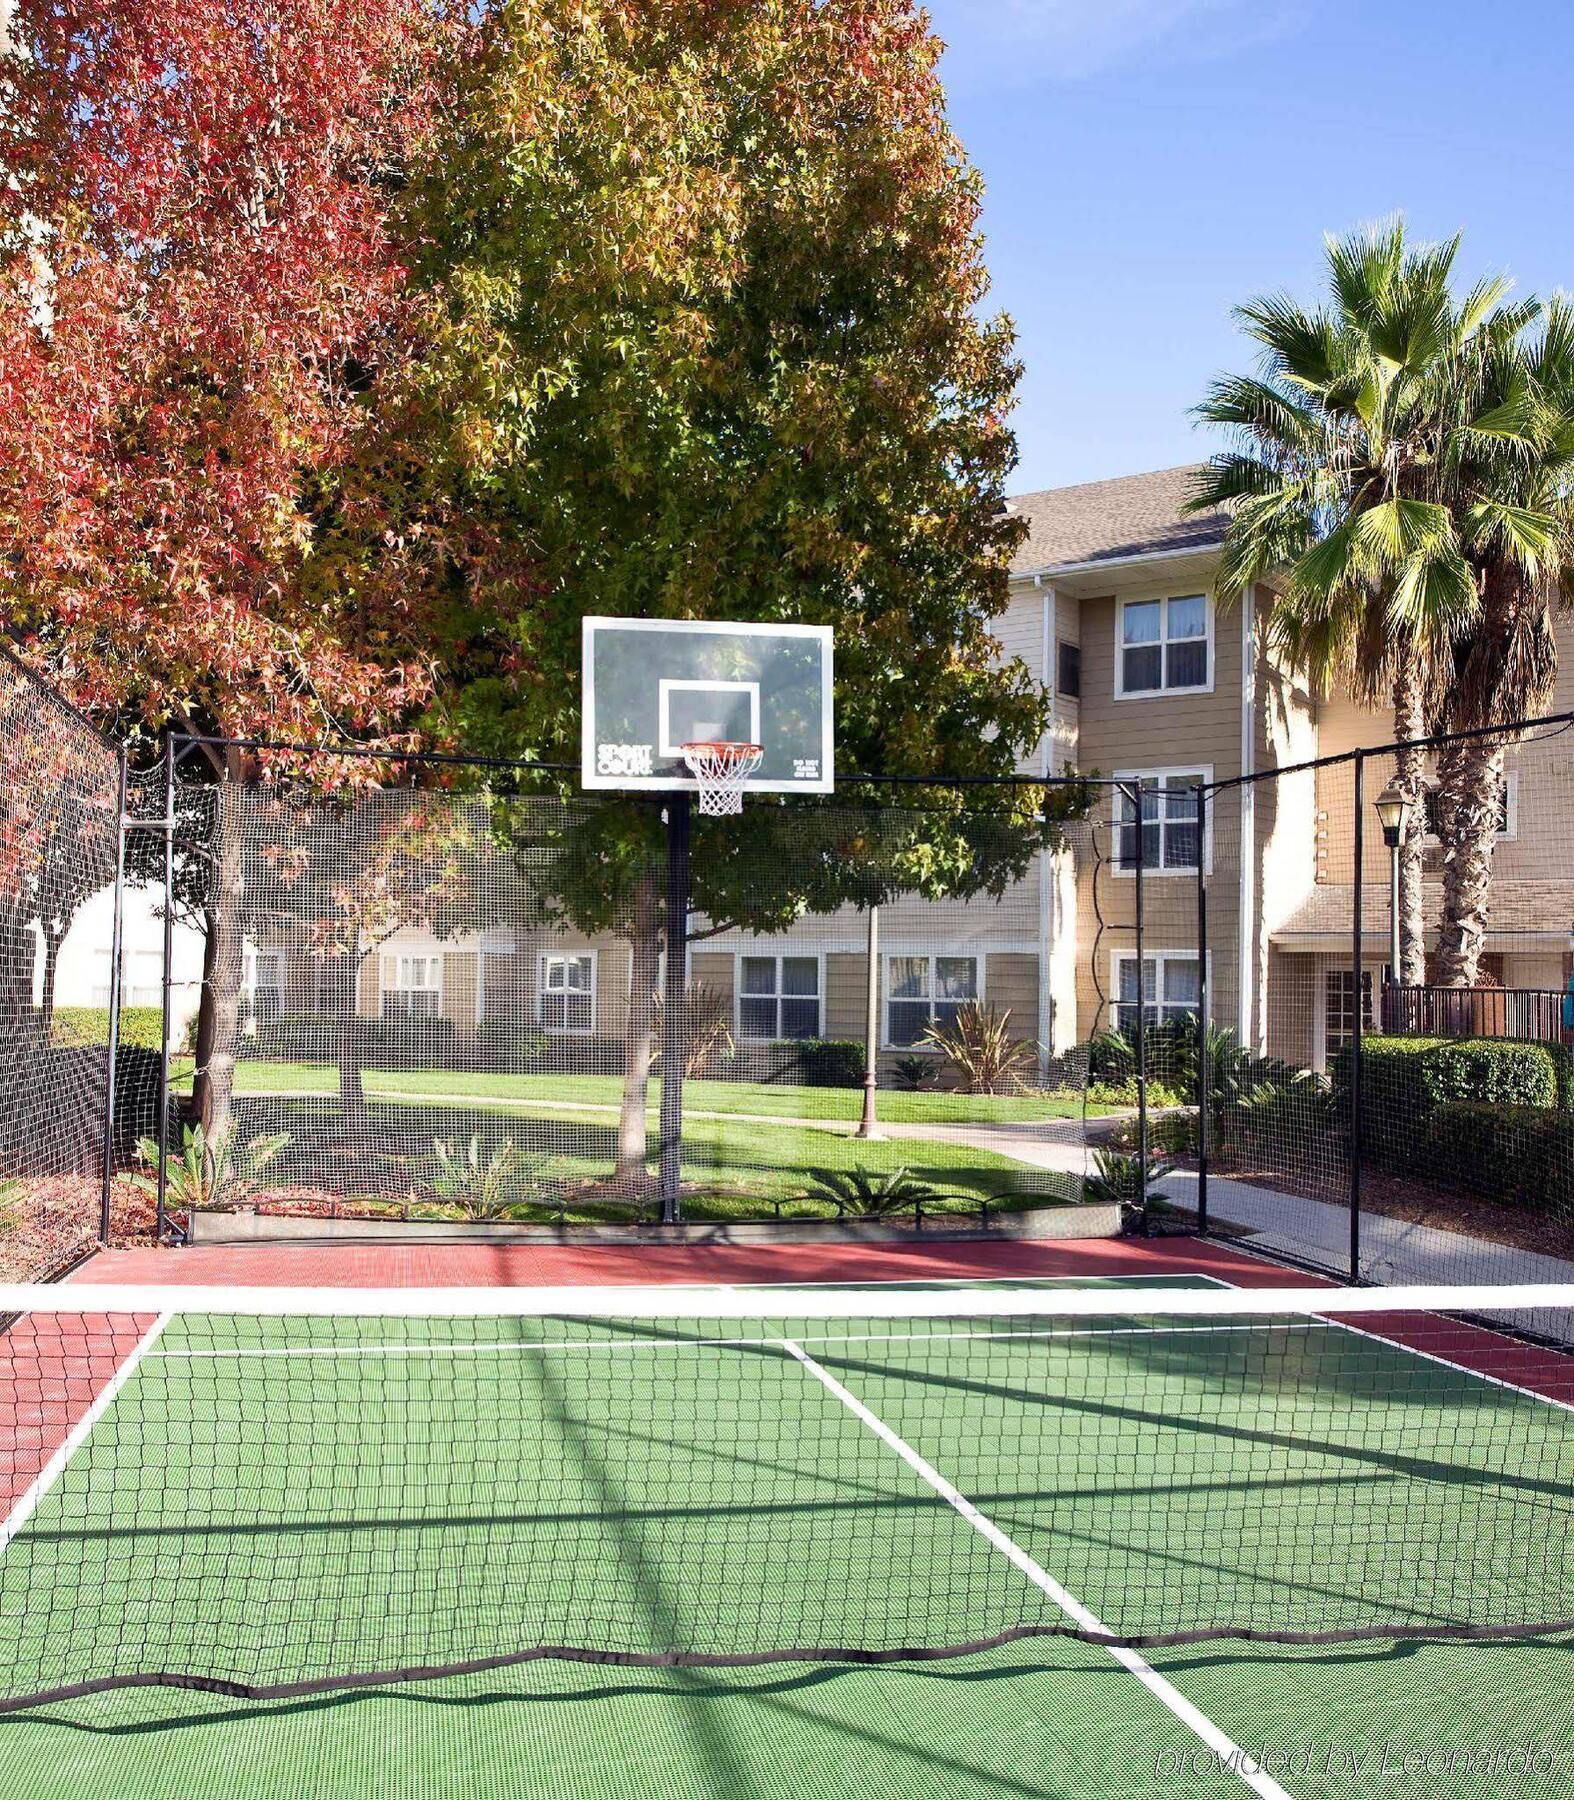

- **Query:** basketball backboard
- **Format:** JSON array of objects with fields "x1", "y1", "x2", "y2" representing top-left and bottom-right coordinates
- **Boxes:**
[{"x1": 581, "y1": 618, "x2": 834, "y2": 795}]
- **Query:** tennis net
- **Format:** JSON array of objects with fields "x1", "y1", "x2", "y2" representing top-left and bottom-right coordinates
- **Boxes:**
[{"x1": 1, "y1": 1279, "x2": 1572, "y2": 1710}]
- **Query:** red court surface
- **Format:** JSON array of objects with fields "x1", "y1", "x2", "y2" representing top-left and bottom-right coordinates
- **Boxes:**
[{"x1": 70, "y1": 1230, "x2": 1299, "y2": 1291}]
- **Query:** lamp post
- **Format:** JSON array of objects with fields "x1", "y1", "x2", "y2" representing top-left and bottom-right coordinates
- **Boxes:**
[{"x1": 1374, "y1": 781, "x2": 1412, "y2": 1014}]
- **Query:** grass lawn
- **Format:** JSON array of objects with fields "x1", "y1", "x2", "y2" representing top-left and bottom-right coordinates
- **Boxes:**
[
  {"x1": 182, "y1": 1081, "x2": 1078, "y2": 1224},
  {"x1": 173, "y1": 1061, "x2": 1099, "y2": 1124}
]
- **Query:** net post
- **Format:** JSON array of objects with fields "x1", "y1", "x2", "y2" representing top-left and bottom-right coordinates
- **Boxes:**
[
  {"x1": 659, "y1": 792, "x2": 691, "y2": 1224},
  {"x1": 1194, "y1": 780, "x2": 1209, "y2": 1236},
  {"x1": 1128, "y1": 779, "x2": 1149, "y2": 1234},
  {"x1": 1349, "y1": 748, "x2": 1365, "y2": 1282},
  {"x1": 155, "y1": 734, "x2": 175, "y2": 1245},
  {"x1": 99, "y1": 746, "x2": 130, "y2": 1244}
]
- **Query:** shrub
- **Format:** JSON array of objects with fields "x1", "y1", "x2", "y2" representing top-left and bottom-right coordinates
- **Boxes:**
[
  {"x1": 1428, "y1": 1101, "x2": 1574, "y2": 1211},
  {"x1": 471, "y1": 1018, "x2": 550, "y2": 1071},
  {"x1": 797, "y1": 1166, "x2": 955, "y2": 1216},
  {"x1": 1331, "y1": 1034, "x2": 1567, "y2": 1166},
  {"x1": 1081, "y1": 1148, "x2": 1172, "y2": 1213},
  {"x1": 429, "y1": 1137, "x2": 558, "y2": 1220},
  {"x1": 892, "y1": 1055, "x2": 934, "y2": 1092},
  {"x1": 52, "y1": 1006, "x2": 165, "y2": 1051},
  {"x1": 653, "y1": 984, "x2": 736, "y2": 1079},
  {"x1": 130, "y1": 1124, "x2": 291, "y2": 1212},
  {"x1": 785, "y1": 1039, "x2": 866, "y2": 1089},
  {"x1": 921, "y1": 1003, "x2": 1038, "y2": 1094}
]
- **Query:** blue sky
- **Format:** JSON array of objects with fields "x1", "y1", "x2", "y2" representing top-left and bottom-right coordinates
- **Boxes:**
[{"x1": 925, "y1": 0, "x2": 1574, "y2": 494}]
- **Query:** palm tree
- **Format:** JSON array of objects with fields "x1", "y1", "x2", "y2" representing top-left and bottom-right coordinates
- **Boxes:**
[
  {"x1": 1189, "y1": 220, "x2": 1509, "y2": 984},
  {"x1": 1429, "y1": 301, "x2": 1574, "y2": 982}
]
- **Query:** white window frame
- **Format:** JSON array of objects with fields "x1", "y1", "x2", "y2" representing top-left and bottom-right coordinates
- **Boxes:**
[
  {"x1": 1318, "y1": 965, "x2": 1376, "y2": 1069},
  {"x1": 242, "y1": 945, "x2": 286, "y2": 1023},
  {"x1": 539, "y1": 950, "x2": 597, "y2": 1036},
  {"x1": 735, "y1": 951, "x2": 824, "y2": 1043},
  {"x1": 882, "y1": 951, "x2": 983, "y2": 1051},
  {"x1": 1423, "y1": 771, "x2": 1518, "y2": 844},
  {"x1": 380, "y1": 951, "x2": 444, "y2": 1021},
  {"x1": 1109, "y1": 950, "x2": 1204, "y2": 1033},
  {"x1": 1114, "y1": 594, "x2": 1214, "y2": 699},
  {"x1": 1112, "y1": 766, "x2": 1212, "y2": 877}
]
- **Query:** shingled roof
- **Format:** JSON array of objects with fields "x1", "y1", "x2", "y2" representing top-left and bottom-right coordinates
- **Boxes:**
[{"x1": 1004, "y1": 464, "x2": 1227, "y2": 577}]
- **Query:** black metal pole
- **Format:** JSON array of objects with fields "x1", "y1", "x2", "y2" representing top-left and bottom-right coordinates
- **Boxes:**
[
  {"x1": 1129, "y1": 781, "x2": 1149, "y2": 1233},
  {"x1": 155, "y1": 736, "x2": 175, "y2": 1245},
  {"x1": 658, "y1": 794, "x2": 692, "y2": 1225},
  {"x1": 1349, "y1": 751, "x2": 1365, "y2": 1282},
  {"x1": 1194, "y1": 782, "x2": 1209, "y2": 1236},
  {"x1": 99, "y1": 748, "x2": 129, "y2": 1243}
]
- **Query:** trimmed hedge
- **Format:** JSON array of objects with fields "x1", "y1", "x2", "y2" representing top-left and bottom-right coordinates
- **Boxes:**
[
  {"x1": 1332, "y1": 1034, "x2": 1569, "y2": 1165},
  {"x1": 786, "y1": 1040, "x2": 866, "y2": 1089},
  {"x1": 1429, "y1": 1101, "x2": 1574, "y2": 1212},
  {"x1": 51, "y1": 1006, "x2": 166, "y2": 1052}
]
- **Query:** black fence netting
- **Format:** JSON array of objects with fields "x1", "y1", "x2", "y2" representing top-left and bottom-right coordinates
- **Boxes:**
[
  {"x1": 0, "y1": 648, "x2": 130, "y2": 1279},
  {"x1": 151, "y1": 769, "x2": 1100, "y2": 1236},
  {"x1": 1158, "y1": 718, "x2": 1574, "y2": 1343}
]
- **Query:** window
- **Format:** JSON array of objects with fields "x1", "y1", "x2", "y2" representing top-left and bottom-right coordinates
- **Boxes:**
[
  {"x1": 242, "y1": 947, "x2": 285, "y2": 1023},
  {"x1": 738, "y1": 955, "x2": 821, "y2": 1041},
  {"x1": 382, "y1": 953, "x2": 442, "y2": 1020},
  {"x1": 1324, "y1": 970, "x2": 1375, "y2": 1053},
  {"x1": 1423, "y1": 776, "x2": 1516, "y2": 841},
  {"x1": 1115, "y1": 771, "x2": 1206, "y2": 874},
  {"x1": 1056, "y1": 640, "x2": 1081, "y2": 700},
  {"x1": 1117, "y1": 595, "x2": 1210, "y2": 696},
  {"x1": 539, "y1": 953, "x2": 595, "y2": 1033},
  {"x1": 886, "y1": 953, "x2": 979, "y2": 1047},
  {"x1": 1112, "y1": 953, "x2": 1200, "y2": 1032}
]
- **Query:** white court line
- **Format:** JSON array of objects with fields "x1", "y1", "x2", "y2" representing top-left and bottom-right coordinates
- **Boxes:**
[
  {"x1": 148, "y1": 1320, "x2": 1336, "y2": 1360},
  {"x1": 780, "y1": 1336, "x2": 1297, "y2": 1800},
  {"x1": 0, "y1": 1312, "x2": 172, "y2": 1554}
]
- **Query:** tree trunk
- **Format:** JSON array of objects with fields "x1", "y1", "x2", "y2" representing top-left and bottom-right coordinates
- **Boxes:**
[
  {"x1": 195, "y1": 780, "x2": 245, "y2": 1138},
  {"x1": 1391, "y1": 663, "x2": 1428, "y2": 987},
  {"x1": 1434, "y1": 735, "x2": 1505, "y2": 988},
  {"x1": 39, "y1": 929, "x2": 61, "y2": 1034},
  {"x1": 617, "y1": 875, "x2": 661, "y2": 1191},
  {"x1": 338, "y1": 952, "x2": 367, "y2": 1120}
]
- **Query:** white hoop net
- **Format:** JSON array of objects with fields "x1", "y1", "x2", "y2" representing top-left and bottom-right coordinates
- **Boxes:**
[{"x1": 681, "y1": 741, "x2": 763, "y2": 816}]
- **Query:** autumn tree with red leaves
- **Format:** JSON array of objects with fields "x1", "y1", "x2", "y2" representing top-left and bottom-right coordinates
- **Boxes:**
[{"x1": 0, "y1": 0, "x2": 464, "y2": 1124}]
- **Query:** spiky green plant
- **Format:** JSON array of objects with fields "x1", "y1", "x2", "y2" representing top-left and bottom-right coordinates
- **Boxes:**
[
  {"x1": 1080, "y1": 1148, "x2": 1173, "y2": 1211},
  {"x1": 131, "y1": 1124, "x2": 291, "y2": 1213},
  {"x1": 797, "y1": 1166, "x2": 954, "y2": 1218},
  {"x1": 430, "y1": 1136, "x2": 558, "y2": 1221},
  {"x1": 920, "y1": 1003, "x2": 1038, "y2": 1094}
]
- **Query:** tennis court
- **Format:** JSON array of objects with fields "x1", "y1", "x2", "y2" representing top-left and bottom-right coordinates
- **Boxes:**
[{"x1": 1, "y1": 1255, "x2": 1572, "y2": 1798}]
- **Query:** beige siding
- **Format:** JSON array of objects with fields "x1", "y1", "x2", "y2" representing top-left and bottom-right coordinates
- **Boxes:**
[
  {"x1": 983, "y1": 952, "x2": 1039, "y2": 1037},
  {"x1": 824, "y1": 952, "x2": 866, "y2": 1042},
  {"x1": 441, "y1": 951, "x2": 477, "y2": 1034}
]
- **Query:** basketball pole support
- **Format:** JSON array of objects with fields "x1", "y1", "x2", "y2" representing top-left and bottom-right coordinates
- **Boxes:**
[{"x1": 659, "y1": 793, "x2": 692, "y2": 1225}]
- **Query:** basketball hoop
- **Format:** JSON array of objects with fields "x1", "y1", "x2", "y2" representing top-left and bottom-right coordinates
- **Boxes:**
[{"x1": 681, "y1": 741, "x2": 763, "y2": 816}]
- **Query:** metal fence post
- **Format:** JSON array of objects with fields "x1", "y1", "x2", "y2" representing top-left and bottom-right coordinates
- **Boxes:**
[
  {"x1": 658, "y1": 794, "x2": 691, "y2": 1225},
  {"x1": 1195, "y1": 781, "x2": 1209, "y2": 1236},
  {"x1": 99, "y1": 747, "x2": 129, "y2": 1243},
  {"x1": 155, "y1": 735, "x2": 175, "y2": 1244},
  {"x1": 1129, "y1": 780, "x2": 1150, "y2": 1233},
  {"x1": 1349, "y1": 750, "x2": 1365, "y2": 1281}
]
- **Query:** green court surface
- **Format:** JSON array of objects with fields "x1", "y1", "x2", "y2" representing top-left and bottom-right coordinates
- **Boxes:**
[{"x1": 1, "y1": 1276, "x2": 1571, "y2": 1798}]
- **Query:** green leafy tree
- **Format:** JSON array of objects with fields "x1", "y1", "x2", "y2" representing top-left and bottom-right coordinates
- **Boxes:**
[{"x1": 394, "y1": 0, "x2": 1064, "y2": 1184}]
